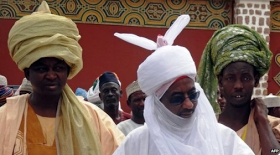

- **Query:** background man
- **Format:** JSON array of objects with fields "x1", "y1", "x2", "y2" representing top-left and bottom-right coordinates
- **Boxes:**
[
  {"x1": 0, "y1": 75, "x2": 14, "y2": 106},
  {"x1": 99, "y1": 71, "x2": 131, "y2": 124},
  {"x1": 263, "y1": 93, "x2": 280, "y2": 118},
  {"x1": 117, "y1": 81, "x2": 146, "y2": 135},
  {"x1": 18, "y1": 78, "x2": 33, "y2": 95}
]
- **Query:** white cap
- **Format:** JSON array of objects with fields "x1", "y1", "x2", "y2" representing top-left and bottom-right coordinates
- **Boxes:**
[
  {"x1": 126, "y1": 81, "x2": 142, "y2": 98},
  {"x1": 262, "y1": 93, "x2": 280, "y2": 108},
  {"x1": 0, "y1": 75, "x2": 7, "y2": 86}
]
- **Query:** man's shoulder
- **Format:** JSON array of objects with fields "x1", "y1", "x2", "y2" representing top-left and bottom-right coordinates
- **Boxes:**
[
  {"x1": 217, "y1": 123, "x2": 237, "y2": 137},
  {"x1": 117, "y1": 119, "x2": 132, "y2": 127},
  {"x1": 126, "y1": 125, "x2": 148, "y2": 139},
  {"x1": 7, "y1": 94, "x2": 29, "y2": 102}
]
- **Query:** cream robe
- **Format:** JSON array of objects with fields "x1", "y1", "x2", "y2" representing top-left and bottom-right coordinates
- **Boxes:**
[{"x1": 0, "y1": 94, "x2": 125, "y2": 155}]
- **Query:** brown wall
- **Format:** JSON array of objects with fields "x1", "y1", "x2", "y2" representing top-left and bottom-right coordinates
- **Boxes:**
[{"x1": 0, "y1": 18, "x2": 216, "y2": 112}]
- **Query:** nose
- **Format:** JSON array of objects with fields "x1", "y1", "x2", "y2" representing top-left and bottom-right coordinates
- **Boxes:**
[
  {"x1": 46, "y1": 69, "x2": 57, "y2": 80},
  {"x1": 234, "y1": 79, "x2": 243, "y2": 90},
  {"x1": 108, "y1": 90, "x2": 113, "y2": 96},
  {"x1": 181, "y1": 97, "x2": 194, "y2": 109}
]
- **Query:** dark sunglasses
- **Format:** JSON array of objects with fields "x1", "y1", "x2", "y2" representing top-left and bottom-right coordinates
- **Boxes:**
[{"x1": 169, "y1": 90, "x2": 200, "y2": 106}]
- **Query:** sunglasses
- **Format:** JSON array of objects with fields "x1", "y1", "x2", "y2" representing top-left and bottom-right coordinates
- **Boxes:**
[{"x1": 169, "y1": 90, "x2": 200, "y2": 106}]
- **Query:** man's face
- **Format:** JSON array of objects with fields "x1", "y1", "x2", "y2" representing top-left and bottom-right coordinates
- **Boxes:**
[
  {"x1": 128, "y1": 91, "x2": 146, "y2": 118},
  {"x1": 99, "y1": 82, "x2": 122, "y2": 109},
  {"x1": 160, "y1": 77, "x2": 199, "y2": 118},
  {"x1": 218, "y1": 61, "x2": 259, "y2": 108},
  {"x1": 24, "y1": 57, "x2": 69, "y2": 96}
]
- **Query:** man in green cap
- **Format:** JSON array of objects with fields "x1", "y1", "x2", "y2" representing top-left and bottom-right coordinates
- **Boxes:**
[{"x1": 198, "y1": 24, "x2": 280, "y2": 155}]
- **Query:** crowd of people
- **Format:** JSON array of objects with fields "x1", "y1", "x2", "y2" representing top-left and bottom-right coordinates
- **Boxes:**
[{"x1": 0, "y1": 1, "x2": 280, "y2": 155}]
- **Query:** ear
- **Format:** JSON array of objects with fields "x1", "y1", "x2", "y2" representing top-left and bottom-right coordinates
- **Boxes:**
[
  {"x1": 24, "y1": 68, "x2": 30, "y2": 80},
  {"x1": 99, "y1": 93, "x2": 103, "y2": 101},
  {"x1": 120, "y1": 90, "x2": 123, "y2": 98},
  {"x1": 254, "y1": 74, "x2": 260, "y2": 87},
  {"x1": 218, "y1": 75, "x2": 223, "y2": 88},
  {"x1": 127, "y1": 99, "x2": 131, "y2": 108}
]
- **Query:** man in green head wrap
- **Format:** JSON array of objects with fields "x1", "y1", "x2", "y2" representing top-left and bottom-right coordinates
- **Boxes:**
[
  {"x1": 198, "y1": 24, "x2": 280, "y2": 155},
  {"x1": 0, "y1": 1, "x2": 124, "y2": 155}
]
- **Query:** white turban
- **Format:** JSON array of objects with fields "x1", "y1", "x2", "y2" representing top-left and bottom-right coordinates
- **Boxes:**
[
  {"x1": 115, "y1": 14, "x2": 224, "y2": 155},
  {"x1": 138, "y1": 45, "x2": 196, "y2": 96}
]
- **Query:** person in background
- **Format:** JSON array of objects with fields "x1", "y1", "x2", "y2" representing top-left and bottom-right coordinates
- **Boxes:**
[
  {"x1": 87, "y1": 78, "x2": 104, "y2": 109},
  {"x1": 217, "y1": 87, "x2": 226, "y2": 113},
  {"x1": 117, "y1": 81, "x2": 146, "y2": 135},
  {"x1": 75, "y1": 87, "x2": 88, "y2": 101},
  {"x1": 197, "y1": 24, "x2": 280, "y2": 155},
  {"x1": 0, "y1": 75, "x2": 14, "y2": 106},
  {"x1": 0, "y1": 75, "x2": 8, "y2": 86},
  {"x1": 99, "y1": 71, "x2": 131, "y2": 124},
  {"x1": 113, "y1": 14, "x2": 254, "y2": 155},
  {"x1": 263, "y1": 93, "x2": 280, "y2": 118},
  {"x1": 0, "y1": 86, "x2": 14, "y2": 107},
  {"x1": 0, "y1": 1, "x2": 124, "y2": 154},
  {"x1": 20, "y1": 78, "x2": 33, "y2": 95}
]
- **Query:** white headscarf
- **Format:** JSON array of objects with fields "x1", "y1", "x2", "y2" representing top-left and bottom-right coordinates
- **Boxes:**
[{"x1": 115, "y1": 14, "x2": 224, "y2": 155}]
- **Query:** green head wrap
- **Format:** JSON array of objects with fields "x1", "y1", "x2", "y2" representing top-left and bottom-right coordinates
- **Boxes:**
[{"x1": 197, "y1": 24, "x2": 272, "y2": 114}]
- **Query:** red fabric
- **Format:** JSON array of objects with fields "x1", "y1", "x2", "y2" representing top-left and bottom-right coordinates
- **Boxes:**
[
  {"x1": 120, "y1": 111, "x2": 131, "y2": 122},
  {"x1": 174, "y1": 75, "x2": 189, "y2": 83}
]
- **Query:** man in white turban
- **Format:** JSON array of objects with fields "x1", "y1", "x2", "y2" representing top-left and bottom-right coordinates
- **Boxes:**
[
  {"x1": 113, "y1": 14, "x2": 254, "y2": 155},
  {"x1": 0, "y1": 1, "x2": 124, "y2": 155}
]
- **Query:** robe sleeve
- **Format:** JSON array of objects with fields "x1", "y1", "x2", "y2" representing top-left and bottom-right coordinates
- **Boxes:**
[{"x1": 83, "y1": 101, "x2": 125, "y2": 155}]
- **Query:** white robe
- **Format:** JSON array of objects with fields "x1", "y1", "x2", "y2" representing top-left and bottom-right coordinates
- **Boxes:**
[{"x1": 113, "y1": 123, "x2": 254, "y2": 155}]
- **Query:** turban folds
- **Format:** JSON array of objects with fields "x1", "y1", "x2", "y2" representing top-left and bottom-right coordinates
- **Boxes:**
[
  {"x1": 8, "y1": 5, "x2": 82, "y2": 79},
  {"x1": 197, "y1": 24, "x2": 272, "y2": 114},
  {"x1": 138, "y1": 45, "x2": 196, "y2": 96}
]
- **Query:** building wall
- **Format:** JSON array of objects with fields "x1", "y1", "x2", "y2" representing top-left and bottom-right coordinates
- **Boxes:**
[
  {"x1": 0, "y1": 0, "x2": 233, "y2": 112},
  {"x1": 0, "y1": 18, "x2": 216, "y2": 112},
  {"x1": 234, "y1": 0, "x2": 272, "y2": 98},
  {"x1": 2, "y1": 0, "x2": 280, "y2": 112}
]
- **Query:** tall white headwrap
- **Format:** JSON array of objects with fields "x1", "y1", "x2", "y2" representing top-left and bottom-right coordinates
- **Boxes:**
[{"x1": 115, "y1": 14, "x2": 224, "y2": 155}]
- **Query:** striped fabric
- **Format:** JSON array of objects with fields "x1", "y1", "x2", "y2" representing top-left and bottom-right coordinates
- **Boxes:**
[{"x1": 0, "y1": 85, "x2": 14, "y2": 103}]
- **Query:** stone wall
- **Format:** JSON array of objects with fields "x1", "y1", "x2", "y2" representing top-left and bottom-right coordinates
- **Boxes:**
[{"x1": 234, "y1": 0, "x2": 271, "y2": 98}]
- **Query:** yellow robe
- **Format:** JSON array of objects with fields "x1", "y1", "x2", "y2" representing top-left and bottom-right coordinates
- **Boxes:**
[
  {"x1": 0, "y1": 94, "x2": 125, "y2": 155},
  {"x1": 236, "y1": 107, "x2": 280, "y2": 155}
]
